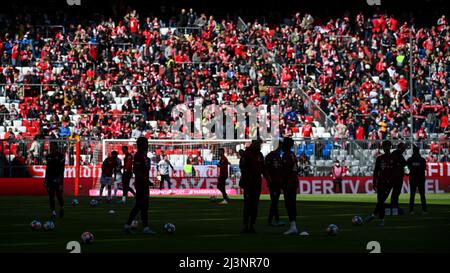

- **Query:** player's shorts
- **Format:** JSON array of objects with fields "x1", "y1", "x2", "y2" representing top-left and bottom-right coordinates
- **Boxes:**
[
  {"x1": 100, "y1": 176, "x2": 113, "y2": 185},
  {"x1": 114, "y1": 174, "x2": 122, "y2": 184},
  {"x1": 45, "y1": 179, "x2": 63, "y2": 193}
]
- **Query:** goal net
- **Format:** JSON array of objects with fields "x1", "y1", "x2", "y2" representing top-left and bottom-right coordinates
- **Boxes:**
[{"x1": 100, "y1": 139, "x2": 252, "y2": 195}]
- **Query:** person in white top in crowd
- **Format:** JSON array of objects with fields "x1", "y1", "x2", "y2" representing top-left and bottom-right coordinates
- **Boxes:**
[
  {"x1": 331, "y1": 160, "x2": 346, "y2": 193},
  {"x1": 157, "y1": 154, "x2": 174, "y2": 190}
]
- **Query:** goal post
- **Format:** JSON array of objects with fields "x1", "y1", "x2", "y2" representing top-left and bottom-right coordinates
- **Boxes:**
[
  {"x1": 102, "y1": 139, "x2": 252, "y2": 169},
  {"x1": 100, "y1": 139, "x2": 253, "y2": 195}
]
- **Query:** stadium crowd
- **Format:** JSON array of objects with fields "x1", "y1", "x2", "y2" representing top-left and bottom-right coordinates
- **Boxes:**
[{"x1": 0, "y1": 9, "x2": 449, "y2": 144}]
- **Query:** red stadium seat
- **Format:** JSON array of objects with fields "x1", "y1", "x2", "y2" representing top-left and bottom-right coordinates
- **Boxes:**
[
  {"x1": 28, "y1": 127, "x2": 37, "y2": 134},
  {"x1": 22, "y1": 120, "x2": 32, "y2": 127},
  {"x1": 31, "y1": 121, "x2": 40, "y2": 128}
]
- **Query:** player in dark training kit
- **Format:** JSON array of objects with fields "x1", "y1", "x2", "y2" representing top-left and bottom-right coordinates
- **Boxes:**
[
  {"x1": 121, "y1": 145, "x2": 136, "y2": 204},
  {"x1": 265, "y1": 141, "x2": 286, "y2": 226},
  {"x1": 407, "y1": 145, "x2": 428, "y2": 214},
  {"x1": 45, "y1": 142, "x2": 66, "y2": 219},
  {"x1": 239, "y1": 139, "x2": 270, "y2": 233},
  {"x1": 280, "y1": 137, "x2": 300, "y2": 235},
  {"x1": 217, "y1": 148, "x2": 231, "y2": 204},
  {"x1": 124, "y1": 137, "x2": 156, "y2": 234},
  {"x1": 366, "y1": 140, "x2": 395, "y2": 226},
  {"x1": 390, "y1": 142, "x2": 407, "y2": 215}
]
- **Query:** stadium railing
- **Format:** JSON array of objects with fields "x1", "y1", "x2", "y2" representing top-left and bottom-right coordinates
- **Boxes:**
[{"x1": 0, "y1": 137, "x2": 447, "y2": 179}]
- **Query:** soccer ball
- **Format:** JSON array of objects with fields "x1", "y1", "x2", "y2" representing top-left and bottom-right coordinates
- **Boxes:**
[
  {"x1": 326, "y1": 224, "x2": 338, "y2": 235},
  {"x1": 209, "y1": 196, "x2": 217, "y2": 202},
  {"x1": 131, "y1": 220, "x2": 139, "y2": 230},
  {"x1": 352, "y1": 216, "x2": 363, "y2": 226},
  {"x1": 72, "y1": 199, "x2": 79, "y2": 206},
  {"x1": 89, "y1": 199, "x2": 98, "y2": 207},
  {"x1": 30, "y1": 220, "x2": 42, "y2": 230},
  {"x1": 164, "y1": 223, "x2": 176, "y2": 233},
  {"x1": 81, "y1": 232, "x2": 94, "y2": 244},
  {"x1": 43, "y1": 221, "x2": 55, "y2": 231}
]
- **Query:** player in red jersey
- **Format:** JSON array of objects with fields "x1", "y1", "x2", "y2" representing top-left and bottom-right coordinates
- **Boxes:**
[
  {"x1": 124, "y1": 137, "x2": 156, "y2": 235},
  {"x1": 99, "y1": 151, "x2": 118, "y2": 202},
  {"x1": 366, "y1": 140, "x2": 395, "y2": 226},
  {"x1": 120, "y1": 146, "x2": 136, "y2": 204},
  {"x1": 265, "y1": 141, "x2": 286, "y2": 226},
  {"x1": 217, "y1": 148, "x2": 230, "y2": 204}
]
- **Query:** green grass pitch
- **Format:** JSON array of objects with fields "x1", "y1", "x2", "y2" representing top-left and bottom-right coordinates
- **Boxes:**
[{"x1": 1, "y1": 194, "x2": 449, "y2": 253}]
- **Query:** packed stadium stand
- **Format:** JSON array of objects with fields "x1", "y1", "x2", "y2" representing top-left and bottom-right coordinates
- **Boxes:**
[{"x1": 0, "y1": 3, "x2": 449, "y2": 176}]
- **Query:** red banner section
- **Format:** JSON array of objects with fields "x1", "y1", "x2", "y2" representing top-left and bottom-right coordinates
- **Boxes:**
[
  {"x1": 1, "y1": 176, "x2": 449, "y2": 196},
  {"x1": 26, "y1": 163, "x2": 450, "y2": 179},
  {"x1": 27, "y1": 165, "x2": 219, "y2": 179}
]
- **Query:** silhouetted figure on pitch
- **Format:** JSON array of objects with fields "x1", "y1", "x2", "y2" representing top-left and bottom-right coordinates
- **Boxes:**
[
  {"x1": 120, "y1": 145, "x2": 136, "y2": 204},
  {"x1": 407, "y1": 146, "x2": 428, "y2": 214},
  {"x1": 124, "y1": 137, "x2": 156, "y2": 235},
  {"x1": 239, "y1": 139, "x2": 270, "y2": 233},
  {"x1": 265, "y1": 140, "x2": 286, "y2": 226},
  {"x1": 217, "y1": 148, "x2": 231, "y2": 204},
  {"x1": 366, "y1": 140, "x2": 395, "y2": 226},
  {"x1": 45, "y1": 142, "x2": 65, "y2": 219},
  {"x1": 390, "y1": 142, "x2": 407, "y2": 215}
]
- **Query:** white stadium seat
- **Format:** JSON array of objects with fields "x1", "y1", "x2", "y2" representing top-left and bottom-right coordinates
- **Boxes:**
[{"x1": 13, "y1": 120, "x2": 22, "y2": 128}]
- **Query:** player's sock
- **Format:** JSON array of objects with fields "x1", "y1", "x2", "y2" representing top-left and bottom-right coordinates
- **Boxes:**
[
  {"x1": 365, "y1": 213, "x2": 375, "y2": 222},
  {"x1": 290, "y1": 221, "x2": 297, "y2": 230},
  {"x1": 59, "y1": 207, "x2": 64, "y2": 218},
  {"x1": 283, "y1": 221, "x2": 298, "y2": 235},
  {"x1": 51, "y1": 211, "x2": 57, "y2": 218},
  {"x1": 143, "y1": 227, "x2": 156, "y2": 235},
  {"x1": 99, "y1": 185, "x2": 104, "y2": 197},
  {"x1": 385, "y1": 208, "x2": 391, "y2": 216},
  {"x1": 124, "y1": 224, "x2": 133, "y2": 234}
]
